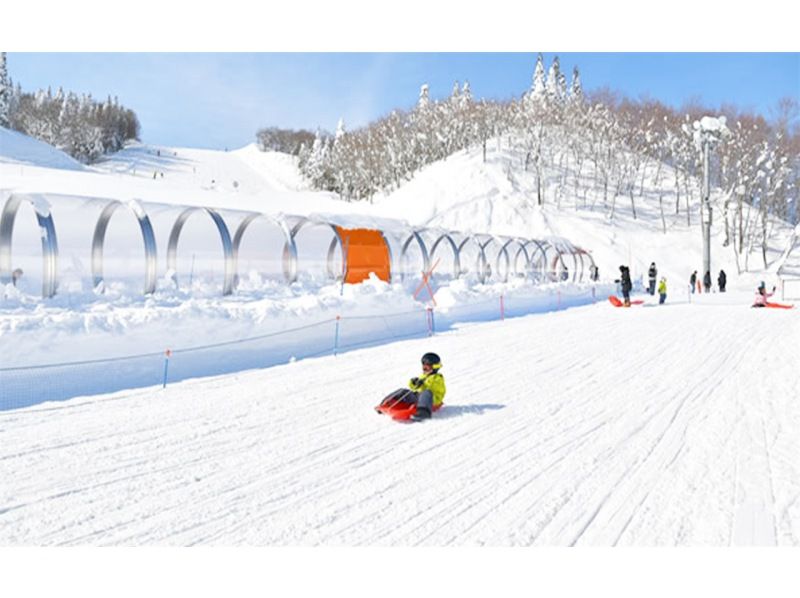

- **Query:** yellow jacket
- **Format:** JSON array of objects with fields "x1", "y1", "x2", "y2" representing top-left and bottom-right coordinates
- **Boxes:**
[
  {"x1": 657, "y1": 280, "x2": 667, "y2": 294},
  {"x1": 409, "y1": 372, "x2": 446, "y2": 407}
]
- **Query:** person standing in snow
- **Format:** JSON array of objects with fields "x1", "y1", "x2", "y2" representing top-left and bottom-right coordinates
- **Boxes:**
[
  {"x1": 657, "y1": 277, "x2": 667, "y2": 305},
  {"x1": 718, "y1": 270, "x2": 727, "y2": 292},
  {"x1": 647, "y1": 262, "x2": 657, "y2": 295},
  {"x1": 689, "y1": 270, "x2": 697, "y2": 294},
  {"x1": 407, "y1": 353, "x2": 446, "y2": 421},
  {"x1": 616, "y1": 265, "x2": 632, "y2": 306},
  {"x1": 752, "y1": 281, "x2": 776, "y2": 307},
  {"x1": 703, "y1": 271, "x2": 712, "y2": 293}
]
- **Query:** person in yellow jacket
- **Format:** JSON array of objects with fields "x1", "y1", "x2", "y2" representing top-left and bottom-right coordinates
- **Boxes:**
[
  {"x1": 657, "y1": 277, "x2": 667, "y2": 304},
  {"x1": 408, "y1": 352, "x2": 446, "y2": 420}
]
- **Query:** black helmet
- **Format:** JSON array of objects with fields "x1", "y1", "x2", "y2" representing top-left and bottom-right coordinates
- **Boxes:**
[{"x1": 421, "y1": 352, "x2": 442, "y2": 369}]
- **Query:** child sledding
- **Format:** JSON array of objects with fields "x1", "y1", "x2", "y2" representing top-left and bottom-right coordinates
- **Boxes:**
[
  {"x1": 752, "y1": 281, "x2": 794, "y2": 309},
  {"x1": 376, "y1": 352, "x2": 446, "y2": 422}
]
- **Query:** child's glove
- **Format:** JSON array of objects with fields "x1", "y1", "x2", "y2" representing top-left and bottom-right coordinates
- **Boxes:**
[{"x1": 410, "y1": 377, "x2": 421, "y2": 386}]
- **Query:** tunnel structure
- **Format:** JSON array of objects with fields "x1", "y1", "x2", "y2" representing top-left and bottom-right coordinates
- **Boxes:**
[{"x1": 1, "y1": 191, "x2": 597, "y2": 299}]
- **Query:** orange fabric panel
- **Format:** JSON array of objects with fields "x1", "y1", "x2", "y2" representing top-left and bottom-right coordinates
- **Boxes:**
[{"x1": 335, "y1": 227, "x2": 391, "y2": 284}]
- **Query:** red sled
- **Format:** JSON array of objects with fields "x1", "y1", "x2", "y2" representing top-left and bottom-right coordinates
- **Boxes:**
[
  {"x1": 375, "y1": 388, "x2": 443, "y2": 421},
  {"x1": 753, "y1": 302, "x2": 795, "y2": 309},
  {"x1": 608, "y1": 295, "x2": 644, "y2": 307}
]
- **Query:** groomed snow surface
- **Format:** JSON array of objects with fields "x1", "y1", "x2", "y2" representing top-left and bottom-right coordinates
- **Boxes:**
[{"x1": 2, "y1": 290, "x2": 798, "y2": 547}]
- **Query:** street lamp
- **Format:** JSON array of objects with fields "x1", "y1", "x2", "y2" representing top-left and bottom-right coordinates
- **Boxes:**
[{"x1": 691, "y1": 116, "x2": 729, "y2": 283}]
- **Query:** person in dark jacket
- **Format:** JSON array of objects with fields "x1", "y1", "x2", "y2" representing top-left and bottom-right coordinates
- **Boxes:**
[
  {"x1": 718, "y1": 270, "x2": 727, "y2": 292},
  {"x1": 647, "y1": 262, "x2": 657, "y2": 295},
  {"x1": 703, "y1": 270, "x2": 712, "y2": 293},
  {"x1": 616, "y1": 265, "x2": 632, "y2": 306},
  {"x1": 689, "y1": 270, "x2": 697, "y2": 294}
]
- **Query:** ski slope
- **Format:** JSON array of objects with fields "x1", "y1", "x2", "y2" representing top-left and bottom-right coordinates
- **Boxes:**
[{"x1": 2, "y1": 290, "x2": 797, "y2": 546}]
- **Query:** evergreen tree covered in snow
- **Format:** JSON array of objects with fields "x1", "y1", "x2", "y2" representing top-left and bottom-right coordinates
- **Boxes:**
[
  {"x1": 570, "y1": 66, "x2": 583, "y2": 102},
  {"x1": 530, "y1": 53, "x2": 547, "y2": 101},
  {"x1": 0, "y1": 52, "x2": 10, "y2": 128},
  {"x1": 418, "y1": 83, "x2": 431, "y2": 111},
  {"x1": 546, "y1": 56, "x2": 562, "y2": 102}
]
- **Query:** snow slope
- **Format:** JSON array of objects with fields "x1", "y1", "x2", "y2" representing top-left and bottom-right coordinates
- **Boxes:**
[
  {"x1": 0, "y1": 127, "x2": 85, "y2": 171},
  {"x1": 1, "y1": 291, "x2": 797, "y2": 546}
]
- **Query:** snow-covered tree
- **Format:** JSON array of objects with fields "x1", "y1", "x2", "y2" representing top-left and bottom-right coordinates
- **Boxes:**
[
  {"x1": 461, "y1": 81, "x2": 472, "y2": 107},
  {"x1": 530, "y1": 53, "x2": 546, "y2": 102},
  {"x1": 335, "y1": 117, "x2": 346, "y2": 141},
  {"x1": 0, "y1": 52, "x2": 10, "y2": 128},
  {"x1": 570, "y1": 66, "x2": 583, "y2": 103},
  {"x1": 417, "y1": 83, "x2": 430, "y2": 111},
  {"x1": 546, "y1": 56, "x2": 562, "y2": 102}
]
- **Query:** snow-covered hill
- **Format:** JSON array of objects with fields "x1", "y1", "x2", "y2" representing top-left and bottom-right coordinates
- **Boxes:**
[{"x1": 0, "y1": 127, "x2": 86, "y2": 171}]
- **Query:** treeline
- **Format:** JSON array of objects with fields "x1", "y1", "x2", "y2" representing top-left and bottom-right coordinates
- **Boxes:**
[
  {"x1": 255, "y1": 126, "x2": 315, "y2": 155},
  {"x1": 5, "y1": 83, "x2": 140, "y2": 163},
  {"x1": 258, "y1": 54, "x2": 799, "y2": 266}
]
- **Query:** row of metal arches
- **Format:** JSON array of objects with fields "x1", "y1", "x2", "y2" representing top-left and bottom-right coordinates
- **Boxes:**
[{"x1": 0, "y1": 192, "x2": 596, "y2": 298}]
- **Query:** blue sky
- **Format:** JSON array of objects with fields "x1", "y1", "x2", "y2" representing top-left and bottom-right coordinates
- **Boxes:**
[{"x1": 6, "y1": 53, "x2": 799, "y2": 150}]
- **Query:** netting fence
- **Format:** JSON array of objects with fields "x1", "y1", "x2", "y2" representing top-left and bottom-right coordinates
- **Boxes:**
[{"x1": 0, "y1": 284, "x2": 611, "y2": 411}]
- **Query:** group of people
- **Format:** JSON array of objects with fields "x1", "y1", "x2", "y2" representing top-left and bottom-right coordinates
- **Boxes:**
[
  {"x1": 689, "y1": 269, "x2": 727, "y2": 294},
  {"x1": 616, "y1": 263, "x2": 668, "y2": 306}
]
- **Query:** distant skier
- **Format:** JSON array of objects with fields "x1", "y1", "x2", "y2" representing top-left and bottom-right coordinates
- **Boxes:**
[
  {"x1": 616, "y1": 265, "x2": 632, "y2": 307},
  {"x1": 689, "y1": 270, "x2": 697, "y2": 294},
  {"x1": 590, "y1": 264, "x2": 600, "y2": 281},
  {"x1": 703, "y1": 271, "x2": 712, "y2": 293},
  {"x1": 718, "y1": 270, "x2": 727, "y2": 293},
  {"x1": 647, "y1": 262, "x2": 657, "y2": 295},
  {"x1": 407, "y1": 353, "x2": 446, "y2": 421},
  {"x1": 11, "y1": 268, "x2": 23, "y2": 287},
  {"x1": 657, "y1": 277, "x2": 667, "y2": 305},
  {"x1": 752, "y1": 281, "x2": 776, "y2": 308}
]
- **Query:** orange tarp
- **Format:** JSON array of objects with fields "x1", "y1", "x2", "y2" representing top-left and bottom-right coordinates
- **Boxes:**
[{"x1": 335, "y1": 227, "x2": 391, "y2": 284}]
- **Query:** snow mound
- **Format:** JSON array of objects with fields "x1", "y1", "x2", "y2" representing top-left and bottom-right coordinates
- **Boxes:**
[{"x1": 0, "y1": 127, "x2": 86, "y2": 171}]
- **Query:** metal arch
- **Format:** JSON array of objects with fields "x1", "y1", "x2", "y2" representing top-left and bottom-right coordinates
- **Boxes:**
[
  {"x1": 521, "y1": 239, "x2": 549, "y2": 282},
  {"x1": 91, "y1": 199, "x2": 157, "y2": 295},
  {"x1": 400, "y1": 230, "x2": 430, "y2": 280},
  {"x1": 289, "y1": 217, "x2": 346, "y2": 282},
  {"x1": 479, "y1": 236, "x2": 510, "y2": 283},
  {"x1": 457, "y1": 235, "x2": 490, "y2": 283},
  {"x1": 575, "y1": 249, "x2": 593, "y2": 282},
  {"x1": 167, "y1": 206, "x2": 235, "y2": 295},
  {"x1": 511, "y1": 242, "x2": 532, "y2": 278},
  {"x1": 0, "y1": 193, "x2": 59, "y2": 298},
  {"x1": 428, "y1": 232, "x2": 461, "y2": 279},
  {"x1": 561, "y1": 240, "x2": 581, "y2": 283},
  {"x1": 551, "y1": 239, "x2": 578, "y2": 283},
  {"x1": 379, "y1": 231, "x2": 395, "y2": 282},
  {"x1": 500, "y1": 238, "x2": 530, "y2": 278},
  {"x1": 232, "y1": 212, "x2": 296, "y2": 287}
]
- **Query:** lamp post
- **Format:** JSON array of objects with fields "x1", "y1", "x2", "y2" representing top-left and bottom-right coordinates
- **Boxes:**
[{"x1": 691, "y1": 116, "x2": 729, "y2": 283}]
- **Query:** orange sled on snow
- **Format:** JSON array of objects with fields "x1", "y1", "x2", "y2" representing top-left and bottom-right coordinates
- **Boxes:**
[
  {"x1": 608, "y1": 295, "x2": 644, "y2": 307},
  {"x1": 753, "y1": 302, "x2": 795, "y2": 309},
  {"x1": 375, "y1": 389, "x2": 443, "y2": 421}
]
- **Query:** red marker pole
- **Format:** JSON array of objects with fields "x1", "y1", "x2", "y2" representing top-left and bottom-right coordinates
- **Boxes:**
[{"x1": 162, "y1": 349, "x2": 172, "y2": 389}]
